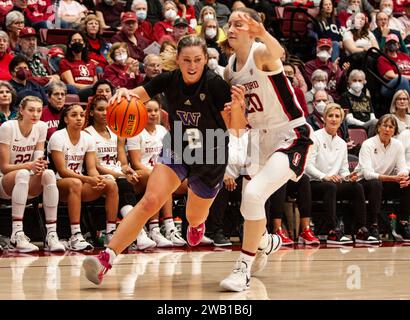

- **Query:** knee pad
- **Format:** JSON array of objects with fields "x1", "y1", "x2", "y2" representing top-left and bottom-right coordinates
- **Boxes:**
[
  {"x1": 12, "y1": 169, "x2": 30, "y2": 205},
  {"x1": 41, "y1": 170, "x2": 59, "y2": 207},
  {"x1": 240, "y1": 188, "x2": 267, "y2": 221}
]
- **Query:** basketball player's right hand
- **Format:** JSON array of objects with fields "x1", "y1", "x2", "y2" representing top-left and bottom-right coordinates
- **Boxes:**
[
  {"x1": 224, "y1": 175, "x2": 237, "y2": 191},
  {"x1": 89, "y1": 176, "x2": 106, "y2": 189},
  {"x1": 31, "y1": 157, "x2": 46, "y2": 175}
]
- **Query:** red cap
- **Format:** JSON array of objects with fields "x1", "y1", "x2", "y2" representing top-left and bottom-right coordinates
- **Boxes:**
[
  {"x1": 121, "y1": 12, "x2": 137, "y2": 23},
  {"x1": 386, "y1": 33, "x2": 399, "y2": 43},
  {"x1": 48, "y1": 46, "x2": 65, "y2": 58},
  {"x1": 19, "y1": 27, "x2": 37, "y2": 38},
  {"x1": 317, "y1": 38, "x2": 332, "y2": 49}
]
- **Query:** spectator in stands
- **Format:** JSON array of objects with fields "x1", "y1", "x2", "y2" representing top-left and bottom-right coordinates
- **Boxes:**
[
  {"x1": 306, "y1": 103, "x2": 376, "y2": 244},
  {"x1": 0, "y1": 81, "x2": 16, "y2": 125},
  {"x1": 130, "y1": 0, "x2": 154, "y2": 43},
  {"x1": 283, "y1": 61, "x2": 308, "y2": 117},
  {"x1": 304, "y1": 38, "x2": 345, "y2": 101},
  {"x1": 141, "y1": 53, "x2": 162, "y2": 85},
  {"x1": 58, "y1": 0, "x2": 88, "y2": 29},
  {"x1": 10, "y1": 0, "x2": 29, "y2": 25},
  {"x1": 159, "y1": 17, "x2": 190, "y2": 45},
  {"x1": 126, "y1": 0, "x2": 163, "y2": 26},
  {"x1": 356, "y1": 114, "x2": 410, "y2": 242},
  {"x1": 373, "y1": 11, "x2": 408, "y2": 54},
  {"x1": 103, "y1": 42, "x2": 144, "y2": 89},
  {"x1": 92, "y1": 79, "x2": 114, "y2": 101},
  {"x1": 199, "y1": 17, "x2": 227, "y2": 66},
  {"x1": 5, "y1": 10, "x2": 25, "y2": 51},
  {"x1": 389, "y1": 89, "x2": 410, "y2": 134},
  {"x1": 338, "y1": 0, "x2": 362, "y2": 28},
  {"x1": 40, "y1": 81, "x2": 67, "y2": 140},
  {"x1": 96, "y1": 0, "x2": 125, "y2": 29},
  {"x1": 337, "y1": 0, "x2": 374, "y2": 18},
  {"x1": 80, "y1": 14, "x2": 110, "y2": 73},
  {"x1": 339, "y1": 69, "x2": 378, "y2": 136},
  {"x1": 305, "y1": 69, "x2": 334, "y2": 113},
  {"x1": 377, "y1": 33, "x2": 410, "y2": 97},
  {"x1": 174, "y1": 0, "x2": 197, "y2": 29},
  {"x1": 9, "y1": 55, "x2": 48, "y2": 107},
  {"x1": 0, "y1": 0, "x2": 12, "y2": 27},
  {"x1": 0, "y1": 95, "x2": 66, "y2": 253},
  {"x1": 15, "y1": 27, "x2": 61, "y2": 88},
  {"x1": 195, "y1": 6, "x2": 227, "y2": 42},
  {"x1": 0, "y1": 31, "x2": 13, "y2": 81},
  {"x1": 25, "y1": 0, "x2": 53, "y2": 30},
  {"x1": 343, "y1": 12, "x2": 379, "y2": 70},
  {"x1": 207, "y1": 47, "x2": 225, "y2": 78},
  {"x1": 83, "y1": 95, "x2": 147, "y2": 247},
  {"x1": 307, "y1": 90, "x2": 351, "y2": 143},
  {"x1": 314, "y1": 0, "x2": 343, "y2": 61},
  {"x1": 48, "y1": 103, "x2": 119, "y2": 251},
  {"x1": 280, "y1": 43, "x2": 308, "y2": 93},
  {"x1": 194, "y1": 0, "x2": 231, "y2": 27},
  {"x1": 111, "y1": 12, "x2": 150, "y2": 63},
  {"x1": 371, "y1": 0, "x2": 404, "y2": 38},
  {"x1": 59, "y1": 32, "x2": 97, "y2": 101},
  {"x1": 152, "y1": 1, "x2": 179, "y2": 43},
  {"x1": 398, "y1": 1, "x2": 410, "y2": 41},
  {"x1": 127, "y1": 97, "x2": 187, "y2": 247}
]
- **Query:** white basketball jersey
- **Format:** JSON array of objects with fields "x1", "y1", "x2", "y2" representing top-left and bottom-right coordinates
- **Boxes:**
[
  {"x1": 0, "y1": 120, "x2": 47, "y2": 173},
  {"x1": 127, "y1": 125, "x2": 168, "y2": 170},
  {"x1": 48, "y1": 128, "x2": 95, "y2": 179},
  {"x1": 85, "y1": 126, "x2": 121, "y2": 173},
  {"x1": 226, "y1": 42, "x2": 306, "y2": 130}
]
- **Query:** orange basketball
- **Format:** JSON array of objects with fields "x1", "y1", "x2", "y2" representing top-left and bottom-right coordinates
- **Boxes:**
[{"x1": 106, "y1": 96, "x2": 148, "y2": 138}]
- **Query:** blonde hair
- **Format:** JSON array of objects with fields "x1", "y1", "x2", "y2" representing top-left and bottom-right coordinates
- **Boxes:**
[
  {"x1": 17, "y1": 96, "x2": 43, "y2": 120},
  {"x1": 80, "y1": 14, "x2": 103, "y2": 35},
  {"x1": 390, "y1": 89, "x2": 410, "y2": 113},
  {"x1": 324, "y1": 103, "x2": 345, "y2": 120}
]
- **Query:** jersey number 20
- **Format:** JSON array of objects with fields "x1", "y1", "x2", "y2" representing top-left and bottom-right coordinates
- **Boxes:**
[{"x1": 245, "y1": 93, "x2": 264, "y2": 113}]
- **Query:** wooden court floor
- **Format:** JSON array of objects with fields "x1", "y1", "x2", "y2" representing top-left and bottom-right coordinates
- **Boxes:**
[{"x1": 1, "y1": 244, "x2": 410, "y2": 300}]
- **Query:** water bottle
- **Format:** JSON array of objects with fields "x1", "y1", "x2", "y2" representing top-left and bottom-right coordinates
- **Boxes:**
[
  {"x1": 95, "y1": 230, "x2": 106, "y2": 248},
  {"x1": 389, "y1": 213, "x2": 397, "y2": 240},
  {"x1": 174, "y1": 217, "x2": 182, "y2": 234}
]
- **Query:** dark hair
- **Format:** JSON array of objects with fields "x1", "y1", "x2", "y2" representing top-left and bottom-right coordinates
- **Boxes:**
[
  {"x1": 92, "y1": 79, "x2": 115, "y2": 96},
  {"x1": 57, "y1": 103, "x2": 85, "y2": 130},
  {"x1": 65, "y1": 32, "x2": 89, "y2": 62},
  {"x1": 9, "y1": 55, "x2": 29, "y2": 73},
  {"x1": 376, "y1": 114, "x2": 399, "y2": 136},
  {"x1": 84, "y1": 95, "x2": 108, "y2": 127},
  {"x1": 233, "y1": 7, "x2": 263, "y2": 23},
  {"x1": 177, "y1": 34, "x2": 207, "y2": 56},
  {"x1": 317, "y1": 0, "x2": 336, "y2": 23}
]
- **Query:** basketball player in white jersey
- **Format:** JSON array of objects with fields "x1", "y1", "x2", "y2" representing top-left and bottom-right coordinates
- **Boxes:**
[
  {"x1": 220, "y1": 8, "x2": 314, "y2": 292},
  {"x1": 48, "y1": 104, "x2": 119, "y2": 251},
  {"x1": 84, "y1": 95, "x2": 155, "y2": 250},
  {"x1": 0, "y1": 96, "x2": 65, "y2": 253},
  {"x1": 128, "y1": 97, "x2": 187, "y2": 247}
]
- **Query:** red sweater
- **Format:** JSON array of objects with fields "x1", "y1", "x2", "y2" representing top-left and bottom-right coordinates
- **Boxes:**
[
  {"x1": 26, "y1": 0, "x2": 53, "y2": 24},
  {"x1": 103, "y1": 63, "x2": 144, "y2": 89},
  {"x1": 0, "y1": 52, "x2": 13, "y2": 81}
]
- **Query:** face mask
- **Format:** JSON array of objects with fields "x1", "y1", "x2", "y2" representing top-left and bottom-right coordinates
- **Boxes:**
[
  {"x1": 203, "y1": 13, "x2": 214, "y2": 22},
  {"x1": 350, "y1": 81, "x2": 364, "y2": 92},
  {"x1": 287, "y1": 76, "x2": 294, "y2": 83},
  {"x1": 136, "y1": 10, "x2": 147, "y2": 20},
  {"x1": 315, "y1": 101, "x2": 327, "y2": 115},
  {"x1": 354, "y1": 18, "x2": 365, "y2": 29},
  {"x1": 187, "y1": 0, "x2": 196, "y2": 6},
  {"x1": 205, "y1": 28, "x2": 217, "y2": 39},
  {"x1": 208, "y1": 58, "x2": 218, "y2": 70},
  {"x1": 313, "y1": 81, "x2": 326, "y2": 91},
  {"x1": 165, "y1": 9, "x2": 177, "y2": 21},
  {"x1": 16, "y1": 68, "x2": 30, "y2": 81},
  {"x1": 71, "y1": 42, "x2": 84, "y2": 53},
  {"x1": 386, "y1": 42, "x2": 399, "y2": 52},
  {"x1": 104, "y1": 0, "x2": 115, "y2": 6},
  {"x1": 383, "y1": 7, "x2": 393, "y2": 16},
  {"x1": 115, "y1": 53, "x2": 128, "y2": 64},
  {"x1": 347, "y1": 5, "x2": 359, "y2": 14},
  {"x1": 317, "y1": 50, "x2": 331, "y2": 62}
]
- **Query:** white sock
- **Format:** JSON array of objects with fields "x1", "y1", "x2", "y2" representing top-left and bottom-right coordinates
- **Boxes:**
[
  {"x1": 106, "y1": 222, "x2": 116, "y2": 234},
  {"x1": 105, "y1": 247, "x2": 117, "y2": 265},
  {"x1": 120, "y1": 205, "x2": 133, "y2": 218},
  {"x1": 70, "y1": 224, "x2": 81, "y2": 236},
  {"x1": 46, "y1": 223, "x2": 57, "y2": 236},
  {"x1": 163, "y1": 217, "x2": 175, "y2": 233},
  {"x1": 258, "y1": 230, "x2": 269, "y2": 250},
  {"x1": 12, "y1": 220, "x2": 23, "y2": 238},
  {"x1": 239, "y1": 251, "x2": 255, "y2": 271},
  {"x1": 149, "y1": 220, "x2": 159, "y2": 232}
]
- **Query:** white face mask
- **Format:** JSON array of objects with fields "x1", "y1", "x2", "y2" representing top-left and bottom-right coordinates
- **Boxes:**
[
  {"x1": 347, "y1": 4, "x2": 359, "y2": 14},
  {"x1": 317, "y1": 50, "x2": 331, "y2": 62},
  {"x1": 136, "y1": 10, "x2": 147, "y2": 20},
  {"x1": 187, "y1": 0, "x2": 196, "y2": 6},
  {"x1": 383, "y1": 7, "x2": 393, "y2": 16},
  {"x1": 208, "y1": 58, "x2": 218, "y2": 70},
  {"x1": 205, "y1": 28, "x2": 217, "y2": 39},
  {"x1": 203, "y1": 13, "x2": 214, "y2": 22},
  {"x1": 313, "y1": 81, "x2": 327, "y2": 91},
  {"x1": 165, "y1": 9, "x2": 177, "y2": 21},
  {"x1": 315, "y1": 101, "x2": 327, "y2": 115},
  {"x1": 115, "y1": 53, "x2": 128, "y2": 64},
  {"x1": 350, "y1": 81, "x2": 364, "y2": 92}
]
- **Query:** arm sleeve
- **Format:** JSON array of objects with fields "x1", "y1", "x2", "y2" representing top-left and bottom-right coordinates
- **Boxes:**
[
  {"x1": 305, "y1": 135, "x2": 327, "y2": 180},
  {"x1": 346, "y1": 113, "x2": 365, "y2": 126},
  {"x1": 358, "y1": 141, "x2": 380, "y2": 180},
  {"x1": 340, "y1": 147, "x2": 351, "y2": 179},
  {"x1": 396, "y1": 142, "x2": 409, "y2": 175}
]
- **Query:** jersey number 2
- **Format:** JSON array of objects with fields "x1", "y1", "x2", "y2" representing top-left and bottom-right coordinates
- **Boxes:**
[
  {"x1": 14, "y1": 154, "x2": 31, "y2": 164},
  {"x1": 186, "y1": 128, "x2": 202, "y2": 149},
  {"x1": 245, "y1": 93, "x2": 264, "y2": 113}
]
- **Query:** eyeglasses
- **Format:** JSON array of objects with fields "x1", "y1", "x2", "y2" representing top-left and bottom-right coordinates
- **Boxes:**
[{"x1": 397, "y1": 97, "x2": 409, "y2": 101}]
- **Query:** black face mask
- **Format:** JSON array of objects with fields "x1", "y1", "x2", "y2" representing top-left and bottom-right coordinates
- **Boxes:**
[
  {"x1": 386, "y1": 42, "x2": 399, "y2": 52},
  {"x1": 287, "y1": 76, "x2": 294, "y2": 83},
  {"x1": 71, "y1": 42, "x2": 84, "y2": 53}
]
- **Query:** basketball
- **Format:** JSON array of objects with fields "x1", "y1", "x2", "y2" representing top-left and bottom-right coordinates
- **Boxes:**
[{"x1": 106, "y1": 96, "x2": 148, "y2": 138}]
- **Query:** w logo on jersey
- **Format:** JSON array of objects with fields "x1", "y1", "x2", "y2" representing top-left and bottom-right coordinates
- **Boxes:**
[
  {"x1": 176, "y1": 110, "x2": 201, "y2": 126},
  {"x1": 292, "y1": 152, "x2": 301, "y2": 167}
]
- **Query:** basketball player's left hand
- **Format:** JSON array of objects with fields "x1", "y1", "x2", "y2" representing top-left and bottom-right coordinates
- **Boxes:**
[
  {"x1": 230, "y1": 85, "x2": 246, "y2": 110},
  {"x1": 237, "y1": 12, "x2": 266, "y2": 39}
]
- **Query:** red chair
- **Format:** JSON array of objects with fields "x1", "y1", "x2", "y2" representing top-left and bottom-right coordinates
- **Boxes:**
[
  {"x1": 45, "y1": 29, "x2": 76, "y2": 46},
  {"x1": 348, "y1": 128, "x2": 368, "y2": 148}
]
